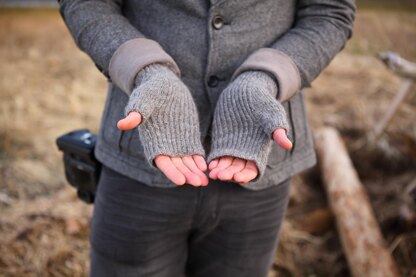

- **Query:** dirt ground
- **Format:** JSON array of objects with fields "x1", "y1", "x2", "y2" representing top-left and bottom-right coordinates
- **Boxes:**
[{"x1": 0, "y1": 6, "x2": 415, "y2": 277}]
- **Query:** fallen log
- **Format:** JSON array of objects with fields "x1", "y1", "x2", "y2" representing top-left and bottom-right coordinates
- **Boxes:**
[
  {"x1": 372, "y1": 52, "x2": 416, "y2": 140},
  {"x1": 378, "y1": 51, "x2": 416, "y2": 80},
  {"x1": 371, "y1": 79, "x2": 414, "y2": 140},
  {"x1": 315, "y1": 127, "x2": 400, "y2": 277}
]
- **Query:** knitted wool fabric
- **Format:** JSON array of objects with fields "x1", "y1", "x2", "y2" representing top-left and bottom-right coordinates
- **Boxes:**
[
  {"x1": 125, "y1": 63, "x2": 205, "y2": 168},
  {"x1": 207, "y1": 71, "x2": 290, "y2": 183}
]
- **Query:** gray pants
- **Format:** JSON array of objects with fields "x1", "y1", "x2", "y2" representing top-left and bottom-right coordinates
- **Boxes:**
[{"x1": 90, "y1": 165, "x2": 291, "y2": 277}]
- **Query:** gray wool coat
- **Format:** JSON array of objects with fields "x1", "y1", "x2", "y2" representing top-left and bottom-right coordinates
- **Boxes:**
[{"x1": 59, "y1": 0, "x2": 355, "y2": 189}]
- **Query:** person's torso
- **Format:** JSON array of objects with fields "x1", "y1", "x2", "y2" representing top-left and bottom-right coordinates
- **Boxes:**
[{"x1": 95, "y1": 0, "x2": 317, "y2": 189}]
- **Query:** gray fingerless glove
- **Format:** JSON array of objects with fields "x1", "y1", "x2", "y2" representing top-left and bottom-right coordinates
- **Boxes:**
[
  {"x1": 125, "y1": 63, "x2": 205, "y2": 168},
  {"x1": 207, "y1": 71, "x2": 290, "y2": 183}
]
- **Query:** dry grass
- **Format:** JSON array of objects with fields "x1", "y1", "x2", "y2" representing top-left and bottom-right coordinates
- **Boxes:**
[
  {"x1": 0, "y1": 7, "x2": 415, "y2": 277},
  {"x1": 346, "y1": 10, "x2": 416, "y2": 61},
  {"x1": 0, "y1": 187, "x2": 92, "y2": 276},
  {"x1": 0, "y1": 9, "x2": 107, "y2": 199}
]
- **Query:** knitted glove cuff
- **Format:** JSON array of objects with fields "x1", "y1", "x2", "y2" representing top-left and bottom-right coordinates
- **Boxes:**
[
  {"x1": 124, "y1": 63, "x2": 177, "y2": 119},
  {"x1": 231, "y1": 71, "x2": 290, "y2": 134}
]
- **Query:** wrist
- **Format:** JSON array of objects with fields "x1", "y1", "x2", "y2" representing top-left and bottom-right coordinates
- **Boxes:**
[
  {"x1": 109, "y1": 38, "x2": 181, "y2": 95},
  {"x1": 231, "y1": 48, "x2": 301, "y2": 102},
  {"x1": 133, "y1": 63, "x2": 178, "y2": 89},
  {"x1": 232, "y1": 70, "x2": 279, "y2": 98}
]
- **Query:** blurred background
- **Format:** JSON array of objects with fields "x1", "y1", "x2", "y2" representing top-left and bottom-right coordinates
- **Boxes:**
[{"x1": 0, "y1": 0, "x2": 415, "y2": 276}]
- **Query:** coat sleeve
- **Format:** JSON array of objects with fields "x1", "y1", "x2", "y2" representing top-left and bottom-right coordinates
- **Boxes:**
[
  {"x1": 232, "y1": 0, "x2": 356, "y2": 102},
  {"x1": 58, "y1": 0, "x2": 180, "y2": 94}
]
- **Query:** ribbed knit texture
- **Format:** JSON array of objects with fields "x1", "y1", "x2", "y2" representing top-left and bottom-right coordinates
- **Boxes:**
[
  {"x1": 207, "y1": 71, "x2": 290, "y2": 183},
  {"x1": 125, "y1": 64, "x2": 205, "y2": 168}
]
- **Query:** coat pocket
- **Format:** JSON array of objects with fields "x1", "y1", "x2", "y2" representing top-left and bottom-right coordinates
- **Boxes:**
[
  {"x1": 100, "y1": 84, "x2": 148, "y2": 163},
  {"x1": 101, "y1": 84, "x2": 126, "y2": 150},
  {"x1": 289, "y1": 91, "x2": 308, "y2": 155},
  {"x1": 119, "y1": 128, "x2": 147, "y2": 160},
  {"x1": 267, "y1": 101, "x2": 292, "y2": 168},
  {"x1": 267, "y1": 90, "x2": 309, "y2": 168}
]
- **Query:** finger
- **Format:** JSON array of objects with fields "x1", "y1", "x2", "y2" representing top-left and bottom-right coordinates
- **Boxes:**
[
  {"x1": 182, "y1": 156, "x2": 209, "y2": 186},
  {"x1": 273, "y1": 128, "x2": 293, "y2": 151},
  {"x1": 193, "y1": 155, "x2": 207, "y2": 172},
  {"x1": 209, "y1": 156, "x2": 234, "y2": 179},
  {"x1": 233, "y1": 161, "x2": 259, "y2": 184},
  {"x1": 171, "y1": 157, "x2": 202, "y2": 186},
  {"x1": 217, "y1": 158, "x2": 246, "y2": 181},
  {"x1": 208, "y1": 159, "x2": 219, "y2": 170},
  {"x1": 154, "y1": 155, "x2": 186, "y2": 186},
  {"x1": 117, "y1": 112, "x2": 142, "y2": 130}
]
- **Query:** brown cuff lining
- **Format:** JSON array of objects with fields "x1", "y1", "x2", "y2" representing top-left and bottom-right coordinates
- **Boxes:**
[
  {"x1": 232, "y1": 48, "x2": 301, "y2": 102},
  {"x1": 109, "y1": 38, "x2": 181, "y2": 95}
]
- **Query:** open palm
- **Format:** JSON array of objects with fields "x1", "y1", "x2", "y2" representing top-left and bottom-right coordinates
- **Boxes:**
[
  {"x1": 118, "y1": 112, "x2": 209, "y2": 187},
  {"x1": 208, "y1": 128, "x2": 292, "y2": 184}
]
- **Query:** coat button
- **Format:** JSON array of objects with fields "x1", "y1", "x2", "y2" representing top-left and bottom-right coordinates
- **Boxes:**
[
  {"x1": 212, "y1": 15, "x2": 224, "y2": 30},
  {"x1": 208, "y1": 76, "x2": 219, "y2": 87}
]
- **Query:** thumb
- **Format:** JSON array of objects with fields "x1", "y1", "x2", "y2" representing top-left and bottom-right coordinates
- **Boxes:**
[
  {"x1": 272, "y1": 128, "x2": 293, "y2": 151},
  {"x1": 117, "y1": 112, "x2": 142, "y2": 130}
]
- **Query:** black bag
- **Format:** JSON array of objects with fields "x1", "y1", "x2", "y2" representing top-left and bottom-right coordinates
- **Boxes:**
[{"x1": 56, "y1": 129, "x2": 101, "y2": 204}]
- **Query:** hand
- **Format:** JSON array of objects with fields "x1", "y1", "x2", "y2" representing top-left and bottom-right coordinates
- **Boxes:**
[
  {"x1": 118, "y1": 112, "x2": 208, "y2": 187},
  {"x1": 208, "y1": 128, "x2": 292, "y2": 184},
  {"x1": 154, "y1": 155, "x2": 208, "y2": 186},
  {"x1": 206, "y1": 71, "x2": 292, "y2": 184},
  {"x1": 117, "y1": 64, "x2": 207, "y2": 186}
]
